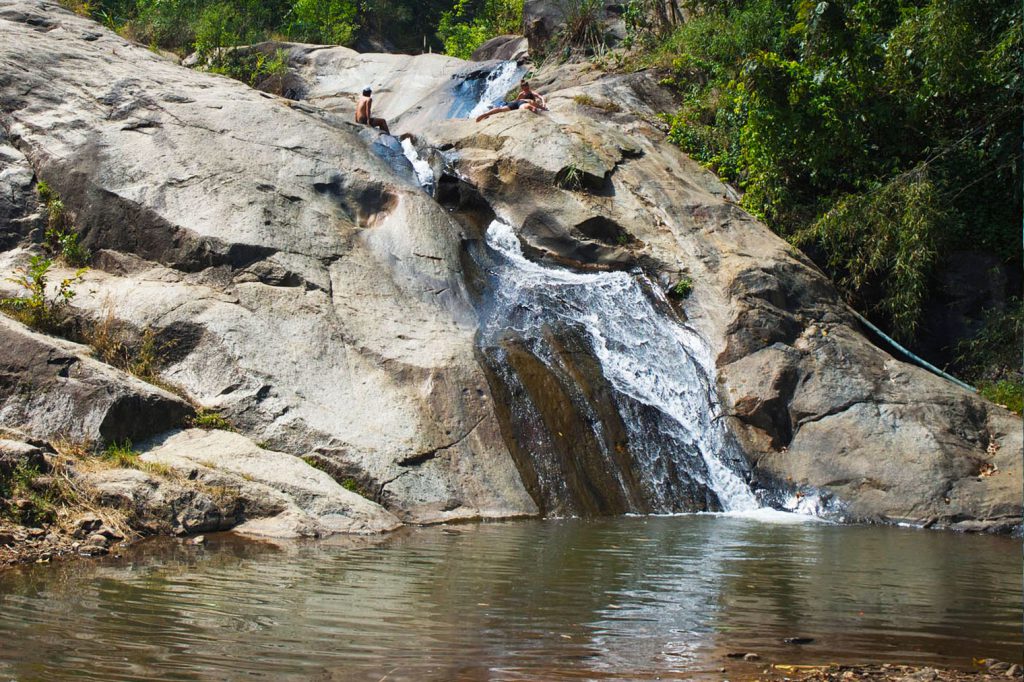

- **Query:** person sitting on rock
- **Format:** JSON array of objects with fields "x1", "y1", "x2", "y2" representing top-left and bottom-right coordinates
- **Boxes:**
[
  {"x1": 475, "y1": 98, "x2": 540, "y2": 123},
  {"x1": 516, "y1": 80, "x2": 547, "y2": 110},
  {"x1": 355, "y1": 87, "x2": 391, "y2": 135}
]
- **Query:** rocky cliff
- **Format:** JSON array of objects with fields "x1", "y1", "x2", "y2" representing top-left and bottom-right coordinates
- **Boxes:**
[{"x1": 0, "y1": 0, "x2": 1018, "y2": 543}]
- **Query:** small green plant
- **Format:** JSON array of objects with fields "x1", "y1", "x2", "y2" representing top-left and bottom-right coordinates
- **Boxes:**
[
  {"x1": 1, "y1": 255, "x2": 86, "y2": 333},
  {"x1": 556, "y1": 164, "x2": 585, "y2": 190},
  {"x1": 191, "y1": 408, "x2": 234, "y2": 431},
  {"x1": 0, "y1": 461, "x2": 59, "y2": 526},
  {"x1": 101, "y1": 441, "x2": 140, "y2": 468},
  {"x1": 668, "y1": 277, "x2": 693, "y2": 299},
  {"x1": 572, "y1": 93, "x2": 621, "y2": 112},
  {"x1": 978, "y1": 380, "x2": 1023, "y2": 415},
  {"x1": 38, "y1": 181, "x2": 91, "y2": 267}
]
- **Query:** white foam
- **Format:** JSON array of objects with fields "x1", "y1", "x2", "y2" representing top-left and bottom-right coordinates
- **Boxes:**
[
  {"x1": 483, "y1": 220, "x2": 760, "y2": 512},
  {"x1": 401, "y1": 138, "x2": 434, "y2": 190},
  {"x1": 468, "y1": 61, "x2": 525, "y2": 119}
]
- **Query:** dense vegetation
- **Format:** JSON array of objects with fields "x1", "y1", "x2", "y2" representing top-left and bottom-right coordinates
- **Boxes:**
[
  {"x1": 66, "y1": 0, "x2": 519, "y2": 57},
  {"x1": 622, "y1": 0, "x2": 1020, "y2": 403},
  {"x1": 55, "y1": 0, "x2": 1020, "y2": 404}
]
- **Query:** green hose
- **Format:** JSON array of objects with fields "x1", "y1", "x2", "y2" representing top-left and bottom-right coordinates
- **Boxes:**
[{"x1": 850, "y1": 309, "x2": 977, "y2": 393}]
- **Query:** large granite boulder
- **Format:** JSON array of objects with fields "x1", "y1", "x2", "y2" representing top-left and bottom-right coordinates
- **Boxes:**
[
  {"x1": 139, "y1": 429, "x2": 402, "y2": 537},
  {"x1": 0, "y1": 0, "x2": 1018, "y2": 534},
  {"x1": 0, "y1": 315, "x2": 192, "y2": 444},
  {"x1": 0, "y1": 0, "x2": 535, "y2": 525},
  {"x1": 411, "y1": 63, "x2": 1021, "y2": 532}
]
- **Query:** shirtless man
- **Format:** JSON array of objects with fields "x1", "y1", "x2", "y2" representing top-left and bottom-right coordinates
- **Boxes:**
[
  {"x1": 355, "y1": 87, "x2": 391, "y2": 135},
  {"x1": 516, "y1": 80, "x2": 547, "y2": 110},
  {"x1": 475, "y1": 97, "x2": 540, "y2": 122}
]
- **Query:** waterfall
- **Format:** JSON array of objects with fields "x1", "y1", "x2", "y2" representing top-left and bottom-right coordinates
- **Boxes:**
[
  {"x1": 446, "y1": 61, "x2": 527, "y2": 120},
  {"x1": 479, "y1": 221, "x2": 759, "y2": 514},
  {"x1": 401, "y1": 138, "x2": 435, "y2": 193}
]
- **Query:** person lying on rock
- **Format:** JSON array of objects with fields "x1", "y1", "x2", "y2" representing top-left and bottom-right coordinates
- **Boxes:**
[
  {"x1": 355, "y1": 87, "x2": 391, "y2": 135},
  {"x1": 516, "y1": 80, "x2": 547, "y2": 110},
  {"x1": 475, "y1": 98, "x2": 541, "y2": 122}
]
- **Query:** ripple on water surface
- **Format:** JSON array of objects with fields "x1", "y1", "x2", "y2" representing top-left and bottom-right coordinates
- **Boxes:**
[{"x1": 0, "y1": 516, "x2": 1019, "y2": 681}]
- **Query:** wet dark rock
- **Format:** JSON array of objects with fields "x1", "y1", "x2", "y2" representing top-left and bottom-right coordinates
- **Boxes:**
[{"x1": 783, "y1": 637, "x2": 815, "y2": 645}]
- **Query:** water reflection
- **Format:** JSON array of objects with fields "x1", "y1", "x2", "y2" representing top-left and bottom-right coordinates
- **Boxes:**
[{"x1": 0, "y1": 517, "x2": 1019, "y2": 681}]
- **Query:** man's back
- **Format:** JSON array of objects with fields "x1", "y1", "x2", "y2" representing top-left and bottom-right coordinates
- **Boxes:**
[{"x1": 355, "y1": 95, "x2": 371, "y2": 123}]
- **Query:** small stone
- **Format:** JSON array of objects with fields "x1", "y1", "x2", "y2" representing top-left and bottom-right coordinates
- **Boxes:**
[
  {"x1": 0, "y1": 532, "x2": 14, "y2": 545},
  {"x1": 989, "y1": 662, "x2": 1011, "y2": 674},
  {"x1": 26, "y1": 527, "x2": 45, "y2": 538},
  {"x1": 98, "y1": 527, "x2": 123, "y2": 541},
  {"x1": 191, "y1": 535, "x2": 206, "y2": 545},
  {"x1": 79, "y1": 544, "x2": 109, "y2": 557},
  {"x1": 72, "y1": 516, "x2": 103, "y2": 539},
  {"x1": 899, "y1": 667, "x2": 938, "y2": 682},
  {"x1": 86, "y1": 533, "x2": 109, "y2": 547},
  {"x1": 783, "y1": 637, "x2": 814, "y2": 645},
  {"x1": 1005, "y1": 664, "x2": 1021, "y2": 678},
  {"x1": 743, "y1": 653, "x2": 760, "y2": 661}
]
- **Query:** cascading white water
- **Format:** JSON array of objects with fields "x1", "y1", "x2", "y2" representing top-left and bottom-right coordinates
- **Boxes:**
[
  {"x1": 401, "y1": 138, "x2": 434, "y2": 192},
  {"x1": 465, "y1": 61, "x2": 527, "y2": 119},
  {"x1": 482, "y1": 221, "x2": 759, "y2": 512}
]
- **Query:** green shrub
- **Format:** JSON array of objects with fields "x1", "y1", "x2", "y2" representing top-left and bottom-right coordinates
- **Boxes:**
[
  {"x1": 438, "y1": 0, "x2": 523, "y2": 59},
  {"x1": 38, "y1": 181, "x2": 91, "y2": 267},
  {"x1": 0, "y1": 461, "x2": 59, "y2": 527},
  {"x1": 978, "y1": 380, "x2": 1023, "y2": 415},
  {"x1": 288, "y1": 0, "x2": 357, "y2": 45},
  {"x1": 101, "y1": 441, "x2": 141, "y2": 468},
  {"x1": 191, "y1": 408, "x2": 234, "y2": 431},
  {"x1": 668, "y1": 277, "x2": 693, "y2": 299},
  {"x1": 1, "y1": 256, "x2": 86, "y2": 334}
]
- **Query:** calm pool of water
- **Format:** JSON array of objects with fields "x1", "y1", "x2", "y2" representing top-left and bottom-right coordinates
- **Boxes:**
[{"x1": 0, "y1": 515, "x2": 1019, "y2": 681}]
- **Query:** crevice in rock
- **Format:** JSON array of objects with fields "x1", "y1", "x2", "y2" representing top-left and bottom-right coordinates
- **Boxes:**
[{"x1": 397, "y1": 416, "x2": 486, "y2": 467}]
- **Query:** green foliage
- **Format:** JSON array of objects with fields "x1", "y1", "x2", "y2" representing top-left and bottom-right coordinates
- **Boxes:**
[
  {"x1": 793, "y1": 168, "x2": 943, "y2": 341},
  {"x1": 1, "y1": 256, "x2": 86, "y2": 334},
  {"x1": 978, "y1": 380, "x2": 1023, "y2": 415},
  {"x1": 190, "y1": 408, "x2": 234, "y2": 431},
  {"x1": 438, "y1": 0, "x2": 522, "y2": 59},
  {"x1": 209, "y1": 48, "x2": 290, "y2": 91},
  {"x1": 555, "y1": 164, "x2": 584, "y2": 190},
  {"x1": 85, "y1": 310, "x2": 169, "y2": 384},
  {"x1": 647, "y1": 0, "x2": 1021, "y2": 344},
  {"x1": 38, "y1": 181, "x2": 91, "y2": 267},
  {"x1": 956, "y1": 298, "x2": 1023, "y2": 389},
  {"x1": 668, "y1": 277, "x2": 693, "y2": 299},
  {"x1": 0, "y1": 461, "x2": 59, "y2": 527},
  {"x1": 101, "y1": 441, "x2": 141, "y2": 468},
  {"x1": 288, "y1": 0, "x2": 357, "y2": 45}
]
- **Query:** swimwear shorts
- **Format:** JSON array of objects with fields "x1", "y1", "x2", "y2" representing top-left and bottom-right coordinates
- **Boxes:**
[{"x1": 504, "y1": 100, "x2": 522, "y2": 110}]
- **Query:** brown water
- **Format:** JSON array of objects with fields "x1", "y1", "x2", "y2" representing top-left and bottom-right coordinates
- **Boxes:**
[{"x1": 0, "y1": 515, "x2": 1019, "y2": 681}]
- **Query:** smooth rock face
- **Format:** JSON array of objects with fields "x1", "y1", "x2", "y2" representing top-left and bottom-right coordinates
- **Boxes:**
[
  {"x1": 0, "y1": 0, "x2": 1018, "y2": 533},
  {"x1": 0, "y1": 0, "x2": 535, "y2": 525},
  {"x1": 0, "y1": 316, "x2": 192, "y2": 444},
  {"x1": 409, "y1": 62, "x2": 1020, "y2": 531},
  {"x1": 471, "y1": 35, "x2": 529, "y2": 62},
  {"x1": 140, "y1": 429, "x2": 402, "y2": 537}
]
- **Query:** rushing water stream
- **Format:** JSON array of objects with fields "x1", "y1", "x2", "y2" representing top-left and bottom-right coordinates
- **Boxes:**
[
  {"x1": 0, "y1": 517, "x2": 1018, "y2": 681},
  {"x1": 477, "y1": 221, "x2": 759, "y2": 515}
]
